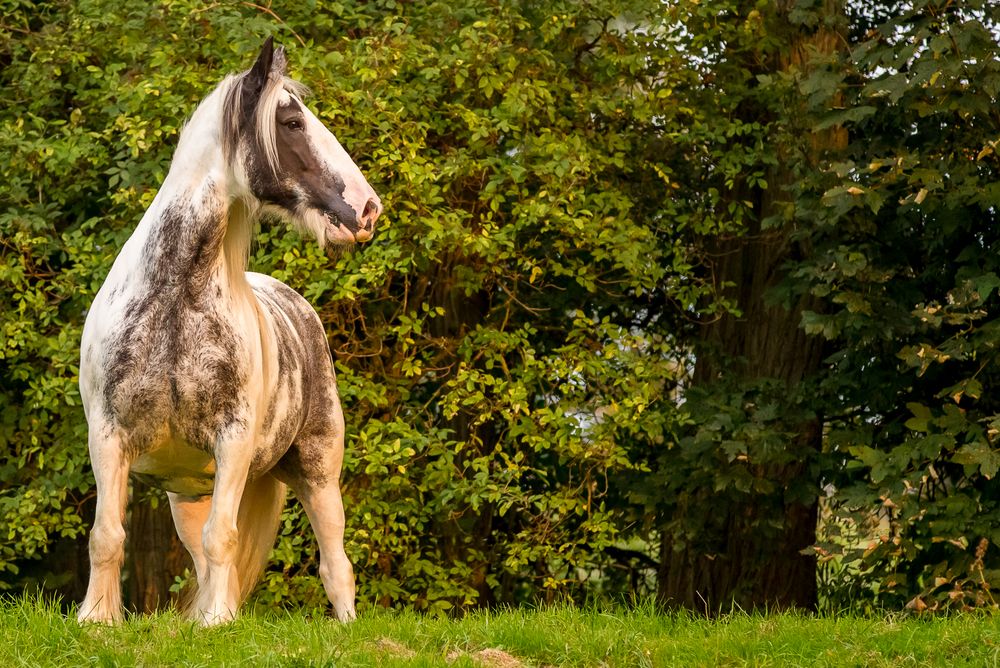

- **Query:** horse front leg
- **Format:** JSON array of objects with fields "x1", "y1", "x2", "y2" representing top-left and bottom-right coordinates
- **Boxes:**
[
  {"x1": 78, "y1": 426, "x2": 130, "y2": 624},
  {"x1": 195, "y1": 441, "x2": 253, "y2": 626}
]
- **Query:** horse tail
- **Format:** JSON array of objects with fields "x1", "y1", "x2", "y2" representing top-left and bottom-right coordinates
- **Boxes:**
[
  {"x1": 234, "y1": 473, "x2": 287, "y2": 604},
  {"x1": 179, "y1": 473, "x2": 286, "y2": 616}
]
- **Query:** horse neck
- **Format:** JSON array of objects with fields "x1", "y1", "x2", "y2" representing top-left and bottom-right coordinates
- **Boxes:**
[{"x1": 126, "y1": 148, "x2": 253, "y2": 305}]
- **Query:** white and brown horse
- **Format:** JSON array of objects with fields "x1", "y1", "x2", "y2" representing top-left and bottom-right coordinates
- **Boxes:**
[{"x1": 77, "y1": 38, "x2": 380, "y2": 625}]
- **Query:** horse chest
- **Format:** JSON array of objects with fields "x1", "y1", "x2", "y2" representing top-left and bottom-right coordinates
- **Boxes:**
[{"x1": 100, "y1": 293, "x2": 254, "y2": 452}]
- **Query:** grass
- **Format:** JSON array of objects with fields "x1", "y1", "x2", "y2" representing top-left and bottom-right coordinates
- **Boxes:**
[{"x1": 2, "y1": 596, "x2": 1000, "y2": 667}]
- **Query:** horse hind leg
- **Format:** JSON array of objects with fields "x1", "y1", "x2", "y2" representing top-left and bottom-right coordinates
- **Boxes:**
[
  {"x1": 167, "y1": 492, "x2": 212, "y2": 605},
  {"x1": 280, "y1": 425, "x2": 356, "y2": 621},
  {"x1": 78, "y1": 427, "x2": 130, "y2": 624},
  {"x1": 296, "y1": 480, "x2": 356, "y2": 621}
]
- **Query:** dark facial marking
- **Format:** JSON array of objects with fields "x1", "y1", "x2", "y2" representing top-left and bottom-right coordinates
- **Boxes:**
[{"x1": 243, "y1": 95, "x2": 360, "y2": 234}]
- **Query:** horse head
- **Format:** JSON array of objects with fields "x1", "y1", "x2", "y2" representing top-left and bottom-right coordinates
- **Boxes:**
[{"x1": 224, "y1": 37, "x2": 381, "y2": 246}]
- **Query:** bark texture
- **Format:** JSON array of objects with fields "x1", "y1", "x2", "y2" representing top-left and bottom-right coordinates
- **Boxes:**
[{"x1": 125, "y1": 480, "x2": 190, "y2": 613}]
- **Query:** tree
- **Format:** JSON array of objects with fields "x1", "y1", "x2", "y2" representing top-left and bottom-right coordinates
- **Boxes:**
[
  {"x1": 617, "y1": 0, "x2": 847, "y2": 612},
  {"x1": 799, "y1": 0, "x2": 1000, "y2": 610},
  {"x1": 647, "y1": 0, "x2": 1000, "y2": 613}
]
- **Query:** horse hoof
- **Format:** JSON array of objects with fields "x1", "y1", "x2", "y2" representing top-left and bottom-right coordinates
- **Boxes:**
[
  {"x1": 197, "y1": 607, "x2": 237, "y2": 627},
  {"x1": 334, "y1": 606, "x2": 357, "y2": 623},
  {"x1": 77, "y1": 606, "x2": 123, "y2": 625}
]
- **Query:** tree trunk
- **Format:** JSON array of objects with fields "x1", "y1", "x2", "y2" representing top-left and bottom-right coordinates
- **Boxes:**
[
  {"x1": 657, "y1": 1, "x2": 845, "y2": 612},
  {"x1": 125, "y1": 480, "x2": 190, "y2": 613},
  {"x1": 46, "y1": 494, "x2": 94, "y2": 612},
  {"x1": 657, "y1": 214, "x2": 826, "y2": 610}
]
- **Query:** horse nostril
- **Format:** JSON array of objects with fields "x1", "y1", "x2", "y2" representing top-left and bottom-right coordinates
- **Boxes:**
[{"x1": 361, "y1": 198, "x2": 380, "y2": 229}]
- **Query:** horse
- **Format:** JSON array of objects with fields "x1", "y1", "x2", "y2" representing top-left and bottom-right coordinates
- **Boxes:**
[{"x1": 76, "y1": 37, "x2": 381, "y2": 626}]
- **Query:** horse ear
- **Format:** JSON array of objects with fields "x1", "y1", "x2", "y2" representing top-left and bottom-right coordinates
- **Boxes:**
[
  {"x1": 271, "y1": 44, "x2": 287, "y2": 78},
  {"x1": 244, "y1": 37, "x2": 275, "y2": 97}
]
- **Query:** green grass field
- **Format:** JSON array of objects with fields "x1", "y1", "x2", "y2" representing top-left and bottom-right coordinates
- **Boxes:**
[{"x1": 2, "y1": 597, "x2": 999, "y2": 667}]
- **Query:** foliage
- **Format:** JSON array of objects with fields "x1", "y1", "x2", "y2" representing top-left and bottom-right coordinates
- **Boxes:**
[{"x1": 797, "y1": 0, "x2": 1000, "y2": 610}]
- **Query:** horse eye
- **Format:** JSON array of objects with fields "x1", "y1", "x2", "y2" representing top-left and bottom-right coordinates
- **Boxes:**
[{"x1": 285, "y1": 119, "x2": 303, "y2": 131}]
